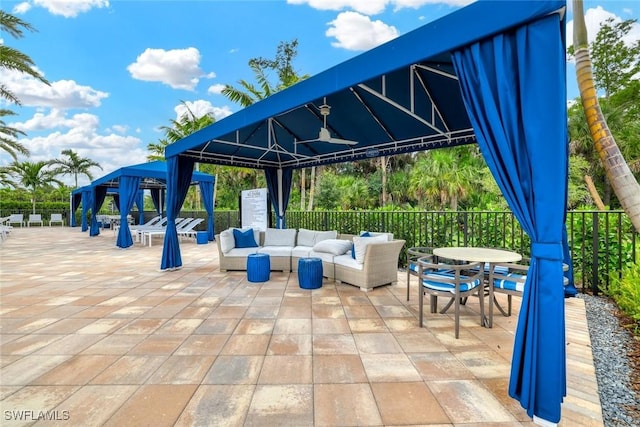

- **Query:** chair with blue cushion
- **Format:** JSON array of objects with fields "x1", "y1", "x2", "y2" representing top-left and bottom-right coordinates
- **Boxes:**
[
  {"x1": 418, "y1": 256, "x2": 485, "y2": 338},
  {"x1": 406, "y1": 247, "x2": 434, "y2": 301},
  {"x1": 488, "y1": 261, "x2": 569, "y2": 326}
]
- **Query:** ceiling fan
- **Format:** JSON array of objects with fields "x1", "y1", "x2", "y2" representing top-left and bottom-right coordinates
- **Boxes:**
[{"x1": 298, "y1": 102, "x2": 358, "y2": 146}]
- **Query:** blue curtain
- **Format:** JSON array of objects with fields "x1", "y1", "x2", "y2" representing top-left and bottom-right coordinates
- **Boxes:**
[
  {"x1": 135, "y1": 190, "x2": 145, "y2": 225},
  {"x1": 265, "y1": 167, "x2": 293, "y2": 228},
  {"x1": 71, "y1": 192, "x2": 82, "y2": 227},
  {"x1": 160, "y1": 156, "x2": 195, "y2": 270},
  {"x1": 199, "y1": 179, "x2": 215, "y2": 241},
  {"x1": 150, "y1": 188, "x2": 164, "y2": 215},
  {"x1": 452, "y1": 13, "x2": 568, "y2": 424},
  {"x1": 89, "y1": 186, "x2": 108, "y2": 236},
  {"x1": 81, "y1": 188, "x2": 92, "y2": 232},
  {"x1": 116, "y1": 176, "x2": 141, "y2": 248}
]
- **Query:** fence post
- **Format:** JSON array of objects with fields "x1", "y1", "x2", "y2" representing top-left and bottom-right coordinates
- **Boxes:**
[{"x1": 591, "y1": 212, "x2": 599, "y2": 295}]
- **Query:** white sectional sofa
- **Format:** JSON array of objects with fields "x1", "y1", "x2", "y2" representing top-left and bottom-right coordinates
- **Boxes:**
[{"x1": 215, "y1": 227, "x2": 406, "y2": 291}]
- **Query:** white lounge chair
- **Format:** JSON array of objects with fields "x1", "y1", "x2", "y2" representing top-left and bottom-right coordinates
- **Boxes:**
[
  {"x1": 177, "y1": 218, "x2": 205, "y2": 241},
  {"x1": 0, "y1": 216, "x2": 11, "y2": 241},
  {"x1": 27, "y1": 214, "x2": 44, "y2": 227},
  {"x1": 8, "y1": 214, "x2": 24, "y2": 228},
  {"x1": 143, "y1": 218, "x2": 201, "y2": 247},
  {"x1": 49, "y1": 213, "x2": 64, "y2": 227}
]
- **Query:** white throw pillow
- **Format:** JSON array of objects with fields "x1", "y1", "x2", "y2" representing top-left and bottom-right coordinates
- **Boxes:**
[
  {"x1": 353, "y1": 234, "x2": 387, "y2": 264},
  {"x1": 219, "y1": 229, "x2": 235, "y2": 253},
  {"x1": 312, "y1": 239, "x2": 352, "y2": 256},
  {"x1": 263, "y1": 228, "x2": 297, "y2": 246},
  {"x1": 359, "y1": 231, "x2": 393, "y2": 241},
  {"x1": 314, "y1": 230, "x2": 337, "y2": 244},
  {"x1": 297, "y1": 228, "x2": 316, "y2": 247}
]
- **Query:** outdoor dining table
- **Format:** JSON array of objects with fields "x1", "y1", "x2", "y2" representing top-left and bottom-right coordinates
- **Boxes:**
[{"x1": 432, "y1": 246, "x2": 522, "y2": 327}]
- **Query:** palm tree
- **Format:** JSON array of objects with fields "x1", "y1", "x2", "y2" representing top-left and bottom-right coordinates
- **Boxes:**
[
  {"x1": 2, "y1": 160, "x2": 62, "y2": 213},
  {"x1": 147, "y1": 138, "x2": 171, "y2": 162},
  {"x1": 0, "y1": 109, "x2": 29, "y2": 159},
  {"x1": 222, "y1": 40, "x2": 311, "y2": 209},
  {"x1": 573, "y1": 0, "x2": 640, "y2": 232},
  {"x1": 50, "y1": 149, "x2": 102, "y2": 189},
  {"x1": 409, "y1": 147, "x2": 477, "y2": 210},
  {"x1": 160, "y1": 101, "x2": 215, "y2": 143},
  {"x1": 0, "y1": 11, "x2": 50, "y2": 104}
]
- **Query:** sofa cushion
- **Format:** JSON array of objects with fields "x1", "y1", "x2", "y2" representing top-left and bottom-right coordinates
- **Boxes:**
[
  {"x1": 258, "y1": 246, "x2": 293, "y2": 257},
  {"x1": 296, "y1": 228, "x2": 316, "y2": 247},
  {"x1": 333, "y1": 254, "x2": 364, "y2": 271},
  {"x1": 264, "y1": 228, "x2": 297, "y2": 246},
  {"x1": 292, "y1": 246, "x2": 313, "y2": 258},
  {"x1": 353, "y1": 234, "x2": 387, "y2": 264},
  {"x1": 225, "y1": 247, "x2": 260, "y2": 257},
  {"x1": 233, "y1": 228, "x2": 259, "y2": 248},
  {"x1": 309, "y1": 250, "x2": 337, "y2": 263},
  {"x1": 315, "y1": 230, "x2": 338, "y2": 243},
  {"x1": 219, "y1": 229, "x2": 235, "y2": 253},
  {"x1": 312, "y1": 239, "x2": 352, "y2": 256}
]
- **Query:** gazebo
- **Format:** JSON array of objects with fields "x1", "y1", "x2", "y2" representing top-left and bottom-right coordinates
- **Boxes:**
[
  {"x1": 88, "y1": 161, "x2": 215, "y2": 248},
  {"x1": 161, "y1": 0, "x2": 573, "y2": 424}
]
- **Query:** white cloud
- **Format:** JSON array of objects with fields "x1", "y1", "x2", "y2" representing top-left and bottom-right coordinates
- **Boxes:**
[
  {"x1": 566, "y1": 6, "x2": 640, "y2": 66},
  {"x1": 110, "y1": 124, "x2": 128, "y2": 134},
  {"x1": 3, "y1": 110, "x2": 146, "y2": 186},
  {"x1": 0, "y1": 68, "x2": 109, "y2": 109},
  {"x1": 12, "y1": 2, "x2": 31, "y2": 14},
  {"x1": 288, "y1": 0, "x2": 388, "y2": 15},
  {"x1": 288, "y1": 0, "x2": 471, "y2": 15},
  {"x1": 326, "y1": 11, "x2": 399, "y2": 51},
  {"x1": 175, "y1": 100, "x2": 233, "y2": 122},
  {"x1": 127, "y1": 47, "x2": 210, "y2": 91},
  {"x1": 207, "y1": 84, "x2": 226, "y2": 95},
  {"x1": 32, "y1": 0, "x2": 109, "y2": 18}
]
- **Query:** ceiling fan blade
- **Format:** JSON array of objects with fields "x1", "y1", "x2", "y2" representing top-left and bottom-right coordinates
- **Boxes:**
[
  {"x1": 327, "y1": 137, "x2": 358, "y2": 146},
  {"x1": 318, "y1": 127, "x2": 358, "y2": 145}
]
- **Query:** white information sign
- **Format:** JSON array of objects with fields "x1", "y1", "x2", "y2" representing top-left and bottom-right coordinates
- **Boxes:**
[{"x1": 241, "y1": 188, "x2": 268, "y2": 231}]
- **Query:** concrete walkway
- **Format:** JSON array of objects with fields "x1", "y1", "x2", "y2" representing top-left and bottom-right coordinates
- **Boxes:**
[{"x1": 0, "y1": 227, "x2": 603, "y2": 426}]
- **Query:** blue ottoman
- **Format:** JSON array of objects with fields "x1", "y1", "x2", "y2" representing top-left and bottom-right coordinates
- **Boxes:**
[
  {"x1": 298, "y1": 257, "x2": 323, "y2": 289},
  {"x1": 247, "y1": 253, "x2": 270, "y2": 282},
  {"x1": 196, "y1": 231, "x2": 208, "y2": 244}
]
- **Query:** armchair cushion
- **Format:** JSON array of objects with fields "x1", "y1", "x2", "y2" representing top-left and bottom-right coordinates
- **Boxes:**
[
  {"x1": 352, "y1": 234, "x2": 387, "y2": 264},
  {"x1": 219, "y1": 229, "x2": 236, "y2": 253}
]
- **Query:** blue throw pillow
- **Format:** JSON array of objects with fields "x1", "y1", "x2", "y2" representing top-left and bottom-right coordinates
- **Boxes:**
[
  {"x1": 352, "y1": 231, "x2": 372, "y2": 259},
  {"x1": 233, "y1": 228, "x2": 258, "y2": 248}
]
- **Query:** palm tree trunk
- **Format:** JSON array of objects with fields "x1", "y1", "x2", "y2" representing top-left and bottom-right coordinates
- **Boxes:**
[
  {"x1": 574, "y1": 0, "x2": 640, "y2": 232},
  {"x1": 307, "y1": 166, "x2": 316, "y2": 211},
  {"x1": 380, "y1": 156, "x2": 388, "y2": 206},
  {"x1": 300, "y1": 168, "x2": 306, "y2": 210},
  {"x1": 584, "y1": 175, "x2": 606, "y2": 210}
]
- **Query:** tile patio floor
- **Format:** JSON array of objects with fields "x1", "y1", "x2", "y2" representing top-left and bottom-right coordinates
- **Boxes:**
[{"x1": 0, "y1": 227, "x2": 603, "y2": 426}]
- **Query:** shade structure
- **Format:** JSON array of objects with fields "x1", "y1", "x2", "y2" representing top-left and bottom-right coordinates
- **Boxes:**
[
  {"x1": 89, "y1": 161, "x2": 215, "y2": 248},
  {"x1": 162, "y1": 0, "x2": 572, "y2": 423}
]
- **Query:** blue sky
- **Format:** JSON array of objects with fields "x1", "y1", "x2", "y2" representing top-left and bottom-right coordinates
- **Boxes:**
[{"x1": 1, "y1": 0, "x2": 638, "y2": 187}]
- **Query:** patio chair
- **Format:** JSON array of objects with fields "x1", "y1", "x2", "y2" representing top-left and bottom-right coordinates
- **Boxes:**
[
  {"x1": 406, "y1": 246, "x2": 435, "y2": 301},
  {"x1": 49, "y1": 213, "x2": 64, "y2": 227},
  {"x1": 8, "y1": 214, "x2": 25, "y2": 228},
  {"x1": 418, "y1": 255, "x2": 484, "y2": 338},
  {"x1": 27, "y1": 214, "x2": 44, "y2": 227},
  {"x1": 488, "y1": 261, "x2": 569, "y2": 325}
]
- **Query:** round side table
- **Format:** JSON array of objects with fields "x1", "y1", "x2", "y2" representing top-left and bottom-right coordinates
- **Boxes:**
[
  {"x1": 298, "y1": 257, "x2": 323, "y2": 289},
  {"x1": 247, "y1": 253, "x2": 270, "y2": 282}
]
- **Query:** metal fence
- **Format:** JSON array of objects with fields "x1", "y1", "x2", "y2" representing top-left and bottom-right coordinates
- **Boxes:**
[
  {"x1": 5, "y1": 208, "x2": 636, "y2": 294},
  {"x1": 215, "y1": 209, "x2": 637, "y2": 294}
]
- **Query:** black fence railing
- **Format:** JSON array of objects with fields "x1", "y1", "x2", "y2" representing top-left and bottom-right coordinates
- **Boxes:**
[
  {"x1": 213, "y1": 209, "x2": 637, "y2": 295},
  {"x1": 6, "y1": 208, "x2": 636, "y2": 294}
]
